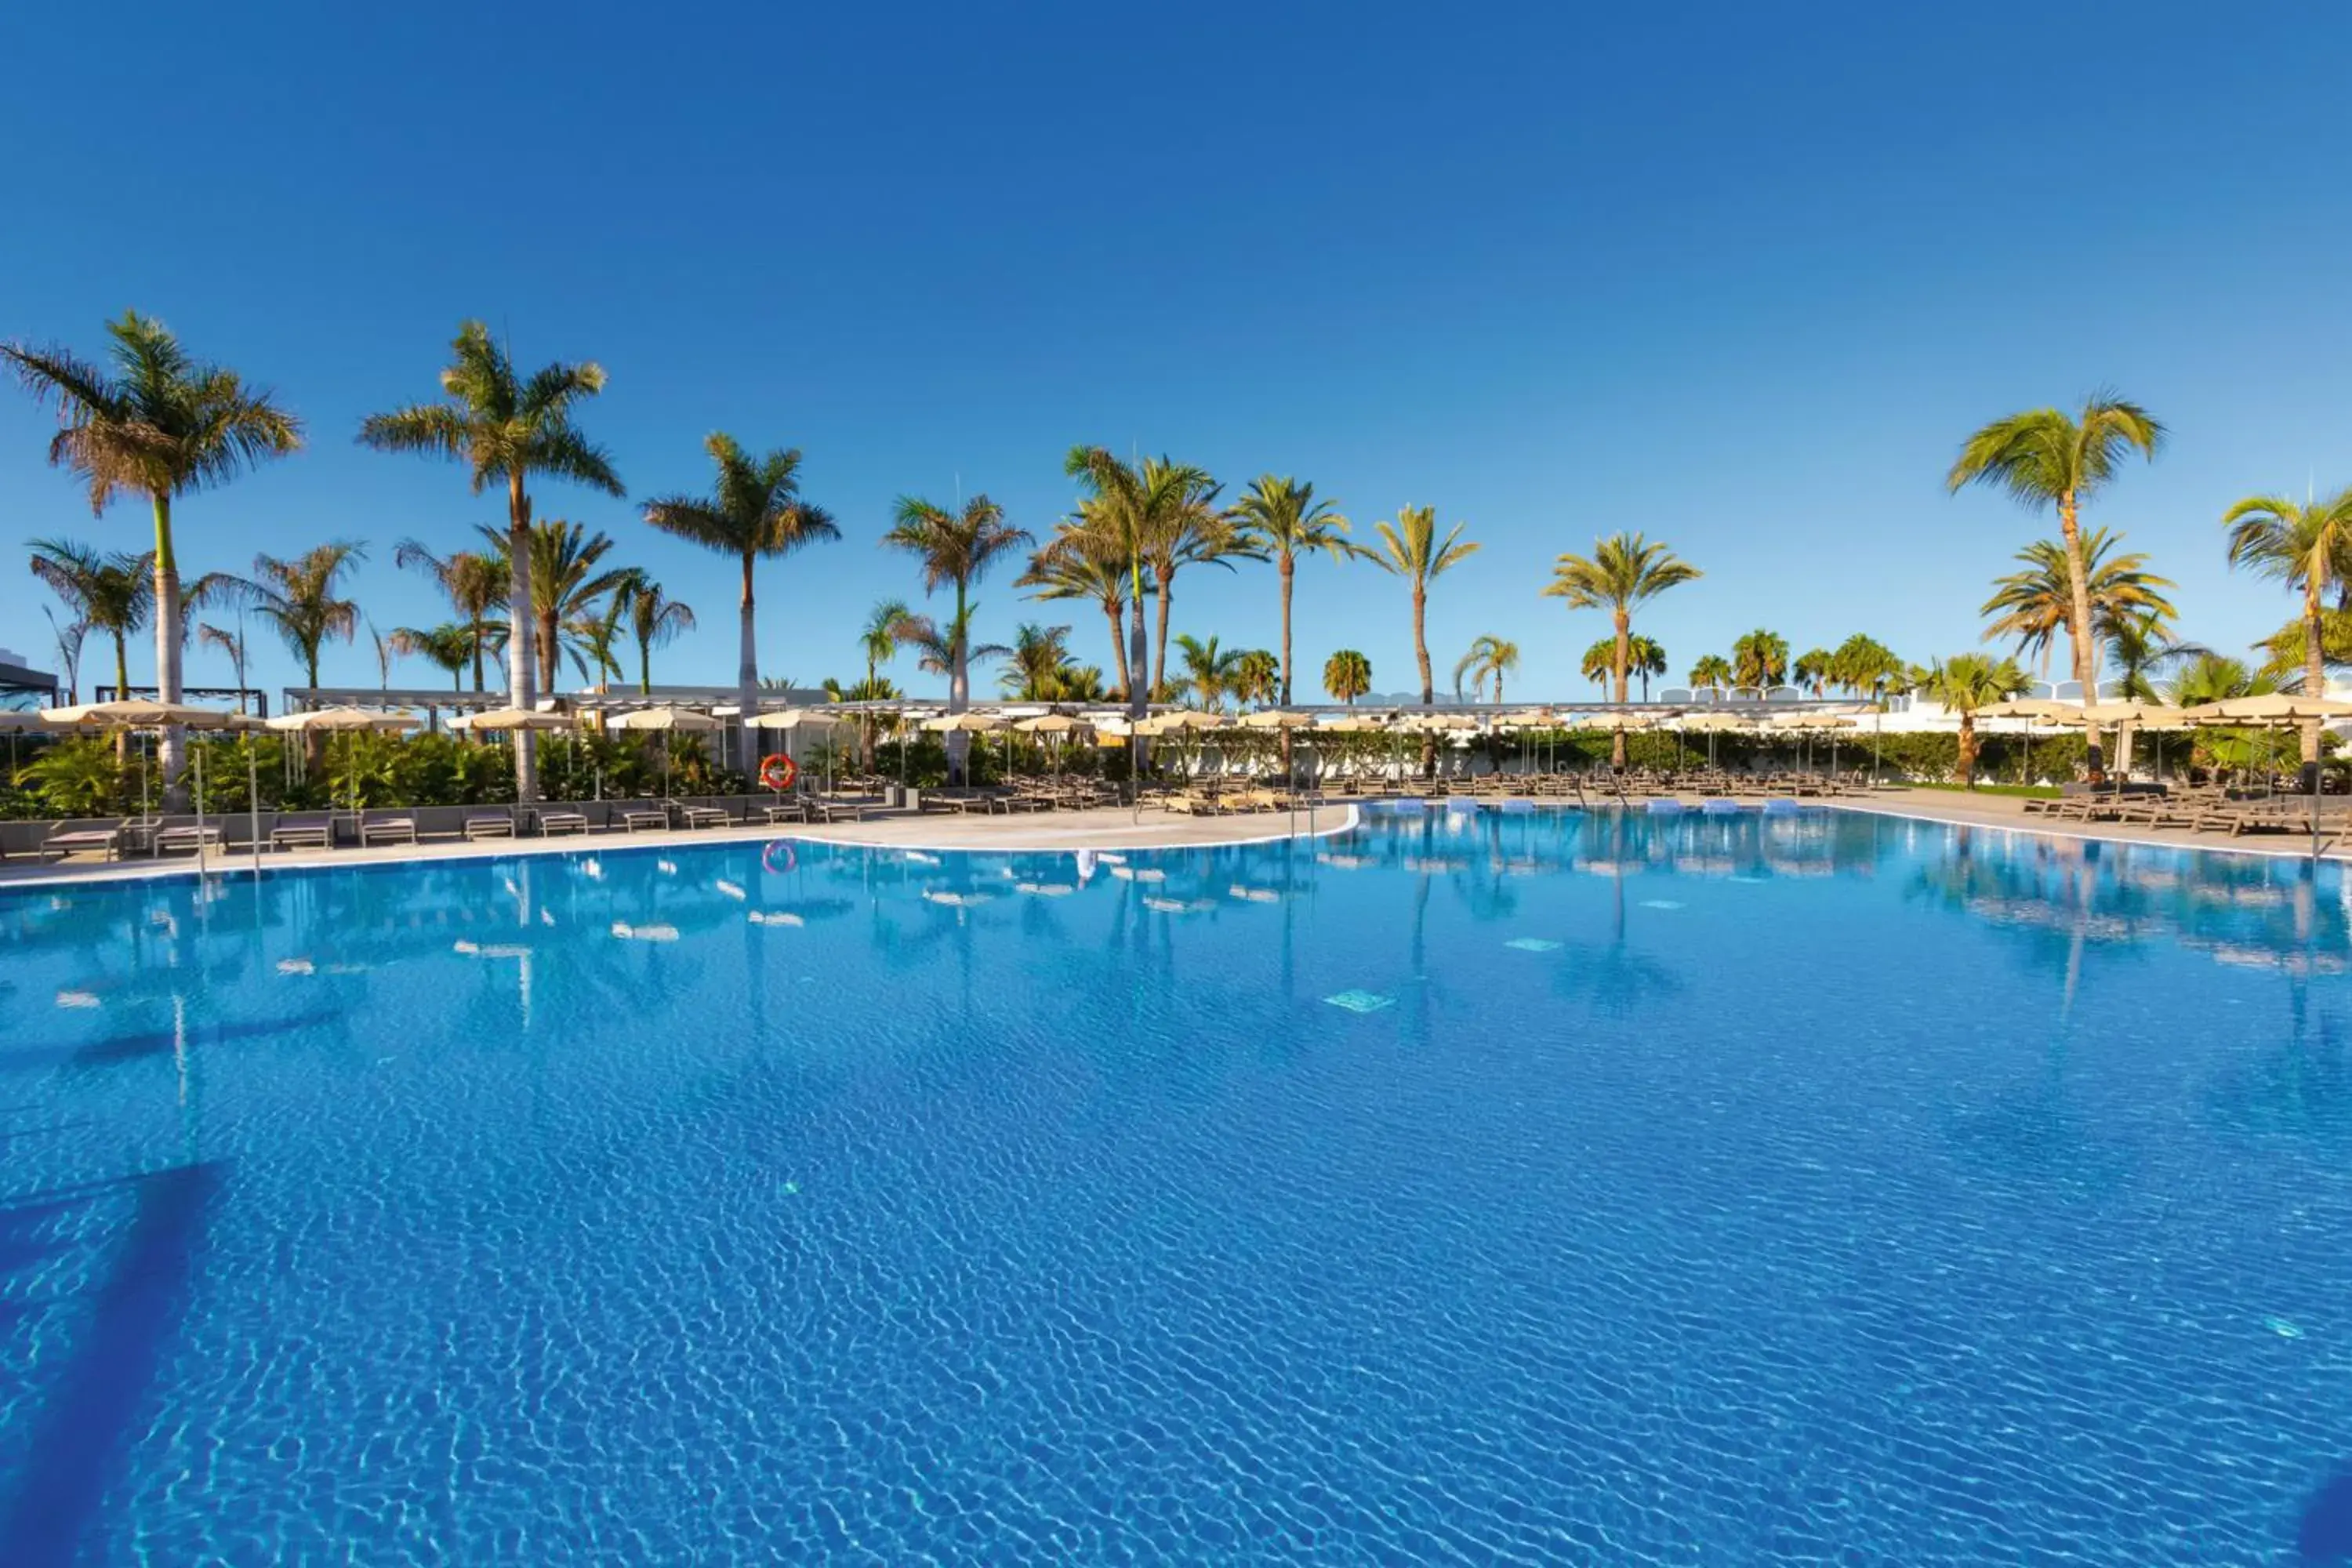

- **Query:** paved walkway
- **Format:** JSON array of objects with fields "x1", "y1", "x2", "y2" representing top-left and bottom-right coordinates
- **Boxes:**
[{"x1": 4, "y1": 791, "x2": 2340, "y2": 891}]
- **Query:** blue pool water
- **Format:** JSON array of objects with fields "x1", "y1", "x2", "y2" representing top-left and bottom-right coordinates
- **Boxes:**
[{"x1": 3, "y1": 807, "x2": 2350, "y2": 1564}]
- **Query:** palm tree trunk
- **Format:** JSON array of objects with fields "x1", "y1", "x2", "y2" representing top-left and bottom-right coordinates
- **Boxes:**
[
  {"x1": 506, "y1": 478, "x2": 539, "y2": 802},
  {"x1": 1413, "y1": 586, "x2": 1436, "y2": 778},
  {"x1": 2307, "y1": 585, "x2": 2327, "y2": 764},
  {"x1": 471, "y1": 613, "x2": 486, "y2": 693},
  {"x1": 1103, "y1": 602, "x2": 1131, "y2": 699},
  {"x1": 1611, "y1": 609, "x2": 1632, "y2": 768},
  {"x1": 2059, "y1": 492, "x2": 2104, "y2": 774},
  {"x1": 732, "y1": 550, "x2": 760, "y2": 779},
  {"x1": 111, "y1": 630, "x2": 130, "y2": 765},
  {"x1": 1958, "y1": 717, "x2": 1978, "y2": 789},
  {"x1": 1152, "y1": 574, "x2": 1173, "y2": 701},
  {"x1": 947, "y1": 581, "x2": 972, "y2": 787},
  {"x1": 1279, "y1": 555, "x2": 1295, "y2": 706},
  {"x1": 150, "y1": 492, "x2": 190, "y2": 809}
]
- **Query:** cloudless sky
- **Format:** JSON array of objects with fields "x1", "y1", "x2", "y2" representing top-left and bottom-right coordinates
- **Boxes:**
[{"x1": 3, "y1": 2, "x2": 2350, "y2": 703}]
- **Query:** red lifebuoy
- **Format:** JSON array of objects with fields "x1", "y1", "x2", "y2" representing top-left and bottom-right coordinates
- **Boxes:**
[
  {"x1": 763, "y1": 840, "x2": 797, "y2": 875},
  {"x1": 759, "y1": 753, "x2": 798, "y2": 791}
]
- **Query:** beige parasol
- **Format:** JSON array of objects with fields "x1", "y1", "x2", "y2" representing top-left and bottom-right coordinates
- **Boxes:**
[{"x1": 607, "y1": 705, "x2": 720, "y2": 732}]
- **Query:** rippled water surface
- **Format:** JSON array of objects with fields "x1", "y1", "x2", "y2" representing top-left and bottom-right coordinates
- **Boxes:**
[{"x1": 4, "y1": 806, "x2": 2351, "y2": 1564}]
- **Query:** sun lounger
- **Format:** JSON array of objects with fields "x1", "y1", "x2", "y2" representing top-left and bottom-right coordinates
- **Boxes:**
[
  {"x1": 762, "y1": 799, "x2": 810, "y2": 824},
  {"x1": 360, "y1": 814, "x2": 417, "y2": 846},
  {"x1": 615, "y1": 805, "x2": 670, "y2": 833},
  {"x1": 463, "y1": 813, "x2": 517, "y2": 840},
  {"x1": 39, "y1": 822, "x2": 124, "y2": 862},
  {"x1": 271, "y1": 812, "x2": 334, "y2": 851},
  {"x1": 537, "y1": 809, "x2": 590, "y2": 835},
  {"x1": 804, "y1": 797, "x2": 869, "y2": 823},
  {"x1": 677, "y1": 804, "x2": 731, "y2": 829},
  {"x1": 151, "y1": 823, "x2": 226, "y2": 856}
]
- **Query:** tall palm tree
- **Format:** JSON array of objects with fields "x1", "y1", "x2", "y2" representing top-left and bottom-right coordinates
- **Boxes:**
[
  {"x1": 1451, "y1": 634, "x2": 1519, "y2": 706},
  {"x1": 1687, "y1": 653, "x2": 1733, "y2": 695},
  {"x1": 2252, "y1": 612, "x2": 2352, "y2": 692},
  {"x1": 852, "y1": 598, "x2": 909, "y2": 768},
  {"x1": 1980, "y1": 528, "x2": 2176, "y2": 684},
  {"x1": 566, "y1": 595, "x2": 628, "y2": 688},
  {"x1": 1792, "y1": 648, "x2": 1834, "y2": 697},
  {"x1": 1017, "y1": 515, "x2": 1132, "y2": 696},
  {"x1": 622, "y1": 579, "x2": 695, "y2": 694},
  {"x1": 1323, "y1": 649, "x2": 1373, "y2": 706},
  {"x1": 1232, "y1": 475, "x2": 1358, "y2": 705},
  {"x1": 212, "y1": 542, "x2": 368, "y2": 690},
  {"x1": 5, "y1": 311, "x2": 303, "y2": 803},
  {"x1": 1949, "y1": 393, "x2": 2165, "y2": 769},
  {"x1": 2222, "y1": 487, "x2": 2352, "y2": 760},
  {"x1": 1543, "y1": 531, "x2": 1697, "y2": 764},
  {"x1": 1001, "y1": 622, "x2": 1076, "y2": 699},
  {"x1": 1581, "y1": 637, "x2": 1617, "y2": 694},
  {"x1": 641, "y1": 433, "x2": 837, "y2": 749},
  {"x1": 1919, "y1": 652, "x2": 2031, "y2": 788},
  {"x1": 1731, "y1": 629, "x2": 1789, "y2": 693},
  {"x1": 1174, "y1": 633, "x2": 1247, "y2": 711},
  {"x1": 366, "y1": 617, "x2": 398, "y2": 690},
  {"x1": 1141, "y1": 483, "x2": 1256, "y2": 699},
  {"x1": 1063, "y1": 448, "x2": 1220, "y2": 724},
  {"x1": 882, "y1": 495, "x2": 1031, "y2": 783},
  {"x1": 361, "y1": 321, "x2": 621, "y2": 800},
  {"x1": 1373, "y1": 506, "x2": 1480, "y2": 772},
  {"x1": 27, "y1": 539, "x2": 153, "y2": 706},
  {"x1": 480, "y1": 521, "x2": 639, "y2": 691},
  {"x1": 390, "y1": 623, "x2": 476, "y2": 691},
  {"x1": 392, "y1": 539, "x2": 505, "y2": 691},
  {"x1": 1828, "y1": 634, "x2": 1904, "y2": 702}
]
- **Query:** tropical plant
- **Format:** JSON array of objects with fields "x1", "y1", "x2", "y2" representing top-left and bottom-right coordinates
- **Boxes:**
[
  {"x1": 1323, "y1": 648, "x2": 1373, "y2": 706},
  {"x1": 1687, "y1": 653, "x2": 1734, "y2": 695},
  {"x1": 882, "y1": 495, "x2": 1030, "y2": 781},
  {"x1": 209, "y1": 542, "x2": 368, "y2": 688},
  {"x1": 1828, "y1": 634, "x2": 1905, "y2": 700},
  {"x1": 1002, "y1": 622, "x2": 1077, "y2": 699},
  {"x1": 3, "y1": 311, "x2": 303, "y2": 803},
  {"x1": 475, "y1": 521, "x2": 637, "y2": 692},
  {"x1": 1232, "y1": 475, "x2": 1358, "y2": 705},
  {"x1": 1062, "y1": 448, "x2": 1219, "y2": 720},
  {"x1": 1173, "y1": 633, "x2": 1248, "y2": 711},
  {"x1": 1918, "y1": 653, "x2": 2032, "y2": 787},
  {"x1": 28, "y1": 538, "x2": 153, "y2": 703},
  {"x1": 196, "y1": 619, "x2": 252, "y2": 706},
  {"x1": 360, "y1": 321, "x2": 621, "y2": 799},
  {"x1": 1373, "y1": 506, "x2": 1479, "y2": 771},
  {"x1": 391, "y1": 539, "x2": 505, "y2": 691},
  {"x1": 367, "y1": 618, "x2": 397, "y2": 690},
  {"x1": 1731, "y1": 629, "x2": 1789, "y2": 692},
  {"x1": 889, "y1": 605, "x2": 1011, "y2": 759},
  {"x1": 1949, "y1": 393, "x2": 2164, "y2": 766},
  {"x1": 2251, "y1": 612, "x2": 2352, "y2": 692},
  {"x1": 621, "y1": 579, "x2": 695, "y2": 694},
  {"x1": 1627, "y1": 634, "x2": 1665, "y2": 701},
  {"x1": 565, "y1": 590, "x2": 629, "y2": 687},
  {"x1": 2106, "y1": 614, "x2": 2205, "y2": 703},
  {"x1": 45, "y1": 608, "x2": 87, "y2": 706},
  {"x1": 1544, "y1": 531, "x2": 1696, "y2": 763},
  {"x1": 13, "y1": 735, "x2": 124, "y2": 816},
  {"x1": 1980, "y1": 527, "x2": 2176, "y2": 687},
  {"x1": 1792, "y1": 648, "x2": 1835, "y2": 697},
  {"x1": 2221, "y1": 487, "x2": 2352, "y2": 760},
  {"x1": 1016, "y1": 514, "x2": 1132, "y2": 695},
  {"x1": 1452, "y1": 634, "x2": 1519, "y2": 705},
  {"x1": 390, "y1": 622, "x2": 477, "y2": 691},
  {"x1": 1138, "y1": 479, "x2": 1255, "y2": 699}
]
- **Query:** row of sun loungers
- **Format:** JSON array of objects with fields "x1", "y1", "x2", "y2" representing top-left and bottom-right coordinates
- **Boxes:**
[{"x1": 2022, "y1": 789, "x2": 2339, "y2": 838}]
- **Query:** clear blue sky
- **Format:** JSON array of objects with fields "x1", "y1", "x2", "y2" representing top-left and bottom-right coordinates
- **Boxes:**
[{"x1": 4, "y1": 2, "x2": 2349, "y2": 703}]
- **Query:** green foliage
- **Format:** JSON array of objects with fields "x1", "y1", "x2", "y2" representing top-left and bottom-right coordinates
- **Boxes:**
[
  {"x1": 12, "y1": 737, "x2": 126, "y2": 816},
  {"x1": 1323, "y1": 648, "x2": 1373, "y2": 704}
]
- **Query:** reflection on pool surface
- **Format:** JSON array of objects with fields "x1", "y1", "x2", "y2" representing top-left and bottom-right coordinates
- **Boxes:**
[{"x1": 2, "y1": 808, "x2": 2349, "y2": 1563}]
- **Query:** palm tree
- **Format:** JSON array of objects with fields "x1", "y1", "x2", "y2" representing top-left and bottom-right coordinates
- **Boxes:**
[
  {"x1": 366, "y1": 617, "x2": 398, "y2": 690},
  {"x1": 1627, "y1": 634, "x2": 1666, "y2": 702},
  {"x1": 1731, "y1": 629, "x2": 1789, "y2": 693},
  {"x1": 1141, "y1": 482, "x2": 1257, "y2": 699},
  {"x1": 1688, "y1": 653, "x2": 1733, "y2": 695},
  {"x1": 1792, "y1": 648, "x2": 1834, "y2": 697},
  {"x1": 1980, "y1": 528, "x2": 2176, "y2": 685},
  {"x1": 1232, "y1": 475, "x2": 1358, "y2": 704},
  {"x1": 390, "y1": 623, "x2": 476, "y2": 691},
  {"x1": 882, "y1": 495, "x2": 1031, "y2": 783},
  {"x1": 1017, "y1": 516, "x2": 1132, "y2": 695},
  {"x1": 2252, "y1": 612, "x2": 2352, "y2": 692},
  {"x1": 1174, "y1": 633, "x2": 1247, "y2": 711},
  {"x1": 1233, "y1": 648, "x2": 1281, "y2": 710},
  {"x1": 45, "y1": 609, "x2": 86, "y2": 705},
  {"x1": 1828, "y1": 634, "x2": 1904, "y2": 702},
  {"x1": 641, "y1": 432, "x2": 837, "y2": 747},
  {"x1": 1373, "y1": 506, "x2": 1480, "y2": 772},
  {"x1": 5, "y1": 311, "x2": 303, "y2": 804},
  {"x1": 1452, "y1": 634, "x2": 1520, "y2": 706},
  {"x1": 1062, "y1": 448, "x2": 1217, "y2": 724},
  {"x1": 1581, "y1": 637, "x2": 1617, "y2": 694},
  {"x1": 2169, "y1": 652, "x2": 2271, "y2": 709},
  {"x1": 622, "y1": 579, "x2": 695, "y2": 694},
  {"x1": 1919, "y1": 652, "x2": 2031, "y2": 788},
  {"x1": 1002, "y1": 622, "x2": 1077, "y2": 699},
  {"x1": 392, "y1": 539, "x2": 505, "y2": 691},
  {"x1": 212, "y1": 542, "x2": 368, "y2": 689},
  {"x1": 2106, "y1": 614, "x2": 2205, "y2": 703},
  {"x1": 1543, "y1": 531, "x2": 1697, "y2": 764},
  {"x1": 1323, "y1": 649, "x2": 1373, "y2": 706},
  {"x1": 195, "y1": 619, "x2": 252, "y2": 708},
  {"x1": 28, "y1": 539, "x2": 153, "y2": 706},
  {"x1": 480, "y1": 521, "x2": 639, "y2": 691},
  {"x1": 1949, "y1": 393, "x2": 2165, "y2": 770},
  {"x1": 2222, "y1": 487, "x2": 2352, "y2": 760},
  {"x1": 361, "y1": 321, "x2": 621, "y2": 800},
  {"x1": 889, "y1": 606, "x2": 1011, "y2": 768}
]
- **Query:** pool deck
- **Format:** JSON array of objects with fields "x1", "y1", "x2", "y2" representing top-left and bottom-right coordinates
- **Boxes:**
[{"x1": 2, "y1": 791, "x2": 2344, "y2": 891}]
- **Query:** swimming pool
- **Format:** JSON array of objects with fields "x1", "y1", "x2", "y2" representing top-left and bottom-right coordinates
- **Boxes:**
[{"x1": 2, "y1": 807, "x2": 2347, "y2": 1563}]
